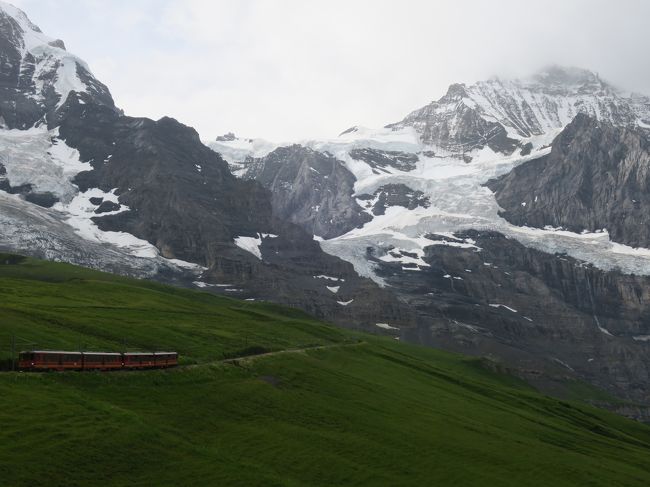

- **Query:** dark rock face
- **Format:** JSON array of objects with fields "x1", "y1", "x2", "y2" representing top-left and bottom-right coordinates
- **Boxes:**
[
  {"x1": 53, "y1": 104, "x2": 413, "y2": 333},
  {"x1": 215, "y1": 132, "x2": 236, "y2": 142},
  {"x1": 61, "y1": 106, "x2": 272, "y2": 266},
  {"x1": 349, "y1": 148, "x2": 419, "y2": 173},
  {"x1": 239, "y1": 145, "x2": 371, "y2": 239},
  {"x1": 370, "y1": 230, "x2": 650, "y2": 416},
  {"x1": 205, "y1": 225, "x2": 416, "y2": 332},
  {"x1": 488, "y1": 114, "x2": 650, "y2": 248},
  {"x1": 357, "y1": 184, "x2": 430, "y2": 216},
  {"x1": 94, "y1": 201, "x2": 120, "y2": 214}
]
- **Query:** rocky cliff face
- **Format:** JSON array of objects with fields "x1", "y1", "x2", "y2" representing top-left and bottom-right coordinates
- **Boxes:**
[
  {"x1": 370, "y1": 230, "x2": 650, "y2": 416},
  {"x1": 488, "y1": 114, "x2": 650, "y2": 248},
  {"x1": 387, "y1": 66, "x2": 650, "y2": 155},
  {"x1": 238, "y1": 145, "x2": 371, "y2": 239}
]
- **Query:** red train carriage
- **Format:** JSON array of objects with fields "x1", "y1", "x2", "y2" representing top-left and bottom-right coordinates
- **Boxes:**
[
  {"x1": 18, "y1": 351, "x2": 82, "y2": 371},
  {"x1": 123, "y1": 352, "x2": 178, "y2": 369},
  {"x1": 18, "y1": 351, "x2": 178, "y2": 371},
  {"x1": 83, "y1": 352, "x2": 123, "y2": 370}
]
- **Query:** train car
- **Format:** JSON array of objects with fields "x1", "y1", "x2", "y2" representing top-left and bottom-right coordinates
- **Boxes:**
[
  {"x1": 123, "y1": 352, "x2": 179, "y2": 369},
  {"x1": 123, "y1": 352, "x2": 156, "y2": 369},
  {"x1": 18, "y1": 350, "x2": 179, "y2": 371},
  {"x1": 82, "y1": 352, "x2": 123, "y2": 370},
  {"x1": 18, "y1": 351, "x2": 82, "y2": 371},
  {"x1": 153, "y1": 352, "x2": 178, "y2": 368}
]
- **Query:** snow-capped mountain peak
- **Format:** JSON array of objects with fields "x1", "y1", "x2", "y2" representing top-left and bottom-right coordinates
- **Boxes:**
[
  {"x1": 0, "y1": 1, "x2": 114, "y2": 129},
  {"x1": 387, "y1": 66, "x2": 650, "y2": 154}
]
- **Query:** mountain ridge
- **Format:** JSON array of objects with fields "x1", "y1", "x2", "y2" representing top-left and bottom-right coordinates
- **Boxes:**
[{"x1": 386, "y1": 65, "x2": 650, "y2": 154}]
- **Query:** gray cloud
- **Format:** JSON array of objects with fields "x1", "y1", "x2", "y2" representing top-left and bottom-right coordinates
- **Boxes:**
[{"x1": 12, "y1": 0, "x2": 650, "y2": 140}]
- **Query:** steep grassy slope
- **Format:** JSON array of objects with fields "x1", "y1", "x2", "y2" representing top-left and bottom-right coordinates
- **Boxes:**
[{"x1": 1, "y1": 255, "x2": 650, "y2": 486}]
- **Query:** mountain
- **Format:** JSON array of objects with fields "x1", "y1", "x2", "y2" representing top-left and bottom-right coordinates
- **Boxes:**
[
  {"x1": 211, "y1": 67, "x2": 650, "y2": 417},
  {"x1": 488, "y1": 113, "x2": 650, "y2": 248},
  {"x1": 386, "y1": 66, "x2": 650, "y2": 155},
  {"x1": 0, "y1": 2, "x2": 411, "y2": 333}
]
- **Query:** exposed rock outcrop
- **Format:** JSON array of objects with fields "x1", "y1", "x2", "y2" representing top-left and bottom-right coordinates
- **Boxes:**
[
  {"x1": 349, "y1": 148, "x2": 419, "y2": 173},
  {"x1": 488, "y1": 114, "x2": 650, "y2": 248},
  {"x1": 357, "y1": 184, "x2": 430, "y2": 216},
  {"x1": 238, "y1": 145, "x2": 371, "y2": 239},
  {"x1": 371, "y1": 230, "x2": 650, "y2": 413}
]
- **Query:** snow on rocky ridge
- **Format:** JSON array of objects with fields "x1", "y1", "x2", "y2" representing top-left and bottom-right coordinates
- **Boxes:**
[
  {"x1": 211, "y1": 67, "x2": 650, "y2": 285},
  {"x1": 0, "y1": 0, "x2": 106, "y2": 119},
  {"x1": 0, "y1": 2, "x2": 202, "y2": 275}
]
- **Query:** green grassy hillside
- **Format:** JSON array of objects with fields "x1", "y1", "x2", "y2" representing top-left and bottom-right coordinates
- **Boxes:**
[{"x1": 1, "y1": 254, "x2": 650, "y2": 486}]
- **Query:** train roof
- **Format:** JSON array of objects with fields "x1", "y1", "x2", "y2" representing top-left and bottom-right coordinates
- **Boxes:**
[
  {"x1": 21, "y1": 350, "x2": 176, "y2": 355},
  {"x1": 21, "y1": 350, "x2": 83, "y2": 354},
  {"x1": 123, "y1": 352, "x2": 177, "y2": 356}
]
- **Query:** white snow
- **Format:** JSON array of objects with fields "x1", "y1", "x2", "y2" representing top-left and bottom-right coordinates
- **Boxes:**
[
  {"x1": 0, "y1": 127, "x2": 90, "y2": 201},
  {"x1": 326, "y1": 286, "x2": 340, "y2": 293},
  {"x1": 167, "y1": 258, "x2": 206, "y2": 271},
  {"x1": 552, "y1": 357, "x2": 575, "y2": 372},
  {"x1": 633, "y1": 335, "x2": 650, "y2": 342},
  {"x1": 193, "y1": 281, "x2": 214, "y2": 288},
  {"x1": 234, "y1": 235, "x2": 263, "y2": 260},
  {"x1": 206, "y1": 136, "x2": 278, "y2": 166},
  {"x1": 318, "y1": 134, "x2": 650, "y2": 284},
  {"x1": 489, "y1": 304, "x2": 518, "y2": 313},
  {"x1": 337, "y1": 299, "x2": 354, "y2": 306},
  {"x1": 233, "y1": 233, "x2": 278, "y2": 260},
  {"x1": 314, "y1": 275, "x2": 344, "y2": 282},
  {"x1": 597, "y1": 324, "x2": 614, "y2": 336},
  {"x1": 378, "y1": 244, "x2": 430, "y2": 269},
  {"x1": 49, "y1": 55, "x2": 88, "y2": 108},
  {"x1": 375, "y1": 322, "x2": 400, "y2": 331},
  {"x1": 55, "y1": 189, "x2": 157, "y2": 258}
]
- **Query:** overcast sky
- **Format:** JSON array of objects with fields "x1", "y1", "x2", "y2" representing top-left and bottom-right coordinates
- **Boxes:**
[{"x1": 10, "y1": 0, "x2": 650, "y2": 141}]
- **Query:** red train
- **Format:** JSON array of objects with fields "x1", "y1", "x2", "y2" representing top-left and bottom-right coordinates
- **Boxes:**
[{"x1": 18, "y1": 350, "x2": 178, "y2": 371}]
